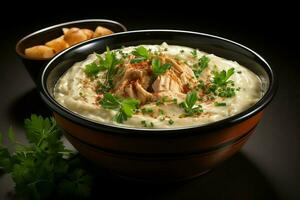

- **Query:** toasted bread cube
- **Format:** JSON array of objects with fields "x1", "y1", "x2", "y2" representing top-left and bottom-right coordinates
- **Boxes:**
[
  {"x1": 93, "y1": 26, "x2": 113, "y2": 38},
  {"x1": 45, "y1": 36, "x2": 69, "y2": 53},
  {"x1": 63, "y1": 27, "x2": 88, "y2": 46},
  {"x1": 25, "y1": 45, "x2": 55, "y2": 59},
  {"x1": 82, "y1": 28, "x2": 94, "y2": 39}
]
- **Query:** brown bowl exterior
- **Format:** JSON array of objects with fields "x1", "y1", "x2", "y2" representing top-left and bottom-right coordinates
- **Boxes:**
[
  {"x1": 16, "y1": 19, "x2": 127, "y2": 85},
  {"x1": 56, "y1": 111, "x2": 257, "y2": 181}
]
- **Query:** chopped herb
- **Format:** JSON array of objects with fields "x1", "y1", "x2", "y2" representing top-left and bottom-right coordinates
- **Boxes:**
[
  {"x1": 173, "y1": 98, "x2": 178, "y2": 104},
  {"x1": 212, "y1": 68, "x2": 235, "y2": 86},
  {"x1": 158, "y1": 109, "x2": 165, "y2": 115},
  {"x1": 209, "y1": 68, "x2": 236, "y2": 97},
  {"x1": 100, "y1": 93, "x2": 140, "y2": 123},
  {"x1": 156, "y1": 96, "x2": 168, "y2": 105},
  {"x1": 237, "y1": 71, "x2": 242, "y2": 74},
  {"x1": 191, "y1": 49, "x2": 198, "y2": 58},
  {"x1": 168, "y1": 119, "x2": 174, "y2": 125},
  {"x1": 193, "y1": 55, "x2": 210, "y2": 78},
  {"x1": 179, "y1": 91, "x2": 203, "y2": 116},
  {"x1": 141, "y1": 108, "x2": 154, "y2": 114},
  {"x1": 92, "y1": 47, "x2": 122, "y2": 92},
  {"x1": 132, "y1": 46, "x2": 150, "y2": 59},
  {"x1": 84, "y1": 62, "x2": 105, "y2": 77},
  {"x1": 164, "y1": 48, "x2": 168, "y2": 51},
  {"x1": 151, "y1": 58, "x2": 172, "y2": 77},
  {"x1": 130, "y1": 57, "x2": 147, "y2": 64},
  {"x1": 141, "y1": 120, "x2": 154, "y2": 128},
  {"x1": 214, "y1": 102, "x2": 227, "y2": 106},
  {"x1": 180, "y1": 49, "x2": 185, "y2": 53}
]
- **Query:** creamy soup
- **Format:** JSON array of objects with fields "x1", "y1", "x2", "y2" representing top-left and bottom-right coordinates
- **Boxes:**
[{"x1": 54, "y1": 43, "x2": 262, "y2": 128}]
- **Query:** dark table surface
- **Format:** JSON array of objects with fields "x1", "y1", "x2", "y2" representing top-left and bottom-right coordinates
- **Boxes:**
[{"x1": 0, "y1": 3, "x2": 299, "y2": 200}]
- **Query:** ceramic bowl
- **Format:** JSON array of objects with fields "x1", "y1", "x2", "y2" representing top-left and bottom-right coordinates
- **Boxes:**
[
  {"x1": 16, "y1": 19, "x2": 127, "y2": 85},
  {"x1": 39, "y1": 30, "x2": 277, "y2": 182}
]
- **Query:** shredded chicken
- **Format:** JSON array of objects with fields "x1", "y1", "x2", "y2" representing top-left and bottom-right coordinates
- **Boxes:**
[{"x1": 112, "y1": 55, "x2": 198, "y2": 103}]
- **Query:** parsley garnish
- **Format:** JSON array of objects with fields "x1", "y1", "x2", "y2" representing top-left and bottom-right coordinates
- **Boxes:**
[
  {"x1": 99, "y1": 93, "x2": 140, "y2": 123},
  {"x1": 141, "y1": 108, "x2": 154, "y2": 114},
  {"x1": 0, "y1": 115, "x2": 92, "y2": 199},
  {"x1": 89, "y1": 47, "x2": 121, "y2": 93},
  {"x1": 130, "y1": 46, "x2": 150, "y2": 63},
  {"x1": 151, "y1": 58, "x2": 172, "y2": 77},
  {"x1": 214, "y1": 102, "x2": 227, "y2": 106},
  {"x1": 156, "y1": 96, "x2": 169, "y2": 106},
  {"x1": 193, "y1": 55, "x2": 210, "y2": 78},
  {"x1": 141, "y1": 120, "x2": 154, "y2": 128},
  {"x1": 191, "y1": 49, "x2": 198, "y2": 58},
  {"x1": 210, "y1": 68, "x2": 236, "y2": 97},
  {"x1": 179, "y1": 90, "x2": 203, "y2": 116},
  {"x1": 212, "y1": 68, "x2": 235, "y2": 86},
  {"x1": 168, "y1": 119, "x2": 174, "y2": 125}
]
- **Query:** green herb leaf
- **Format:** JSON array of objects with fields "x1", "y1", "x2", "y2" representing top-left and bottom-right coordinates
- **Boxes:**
[
  {"x1": 214, "y1": 102, "x2": 227, "y2": 106},
  {"x1": 100, "y1": 93, "x2": 140, "y2": 123},
  {"x1": 168, "y1": 119, "x2": 174, "y2": 125},
  {"x1": 210, "y1": 68, "x2": 236, "y2": 97},
  {"x1": 130, "y1": 57, "x2": 147, "y2": 64},
  {"x1": 84, "y1": 62, "x2": 101, "y2": 77},
  {"x1": 151, "y1": 58, "x2": 172, "y2": 77},
  {"x1": 193, "y1": 55, "x2": 210, "y2": 78},
  {"x1": 132, "y1": 46, "x2": 150, "y2": 59},
  {"x1": 191, "y1": 49, "x2": 198, "y2": 58},
  {"x1": 0, "y1": 114, "x2": 92, "y2": 199},
  {"x1": 212, "y1": 68, "x2": 235, "y2": 86},
  {"x1": 179, "y1": 91, "x2": 203, "y2": 117},
  {"x1": 121, "y1": 99, "x2": 140, "y2": 117},
  {"x1": 141, "y1": 108, "x2": 154, "y2": 114},
  {"x1": 100, "y1": 93, "x2": 120, "y2": 109},
  {"x1": 141, "y1": 120, "x2": 154, "y2": 128}
]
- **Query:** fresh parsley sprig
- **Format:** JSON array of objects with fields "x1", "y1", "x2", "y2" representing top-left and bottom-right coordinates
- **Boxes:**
[
  {"x1": 193, "y1": 55, "x2": 210, "y2": 78},
  {"x1": 130, "y1": 46, "x2": 150, "y2": 63},
  {"x1": 179, "y1": 90, "x2": 203, "y2": 117},
  {"x1": 151, "y1": 58, "x2": 172, "y2": 77},
  {"x1": 0, "y1": 115, "x2": 92, "y2": 199},
  {"x1": 100, "y1": 93, "x2": 140, "y2": 123},
  {"x1": 210, "y1": 68, "x2": 236, "y2": 97},
  {"x1": 84, "y1": 47, "x2": 121, "y2": 93}
]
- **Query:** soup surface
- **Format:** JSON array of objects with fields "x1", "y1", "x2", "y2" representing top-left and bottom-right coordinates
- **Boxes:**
[{"x1": 54, "y1": 43, "x2": 262, "y2": 128}]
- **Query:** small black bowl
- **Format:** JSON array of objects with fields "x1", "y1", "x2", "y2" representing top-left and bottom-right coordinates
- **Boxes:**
[
  {"x1": 39, "y1": 30, "x2": 278, "y2": 181},
  {"x1": 16, "y1": 19, "x2": 127, "y2": 85}
]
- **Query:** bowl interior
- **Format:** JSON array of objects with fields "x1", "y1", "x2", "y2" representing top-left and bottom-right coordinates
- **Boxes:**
[
  {"x1": 41, "y1": 30, "x2": 276, "y2": 133},
  {"x1": 16, "y1": 19, "x2": 127, "y2": 60}
]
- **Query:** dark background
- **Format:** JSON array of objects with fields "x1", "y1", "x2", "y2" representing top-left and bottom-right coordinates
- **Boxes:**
[{"x1": 0, "y1": 2, "x2": 299, "y2": 200}]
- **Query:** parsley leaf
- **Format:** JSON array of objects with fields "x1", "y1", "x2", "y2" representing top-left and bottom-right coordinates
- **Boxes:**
[
  {"x1": 151, "y1": 58, "x2": 172, "y2": 77},
  {"x1": 179, "y1": 91, "x2": 203, "y2": 116},
  {"x1": 130, "y1": 46, "x2": 150, "y2": 64},
  {"x1": 214, "y1": 102, "x2": 227, "y2": 106},
  {"x1": 132, "y1": 46, "x2": 150, "y2": 59},
  {"x1": 210, "y1": 68, "x2": 236, "y2": 97},
  {"x1": 212, "y1": 68, "x2": 235, "y2": 86},
  {"x1": 84, "y1": 62, "x2": 103, "y2": 77},
  {"x1": 86, "y1": 47, "x2": 122, "y2": 93},
  {"x1": 191, "y1": 49, "x2": 198, "y2": 58},
  {"x1": 0, "y1": 115, "x2": 92, "y2": 199},
  {"x1": 193, "y1": 55, "x2": 210, "y2": 78},
  {"x1": 100, "y1": 93, "x2": 140, "y2": 123}
]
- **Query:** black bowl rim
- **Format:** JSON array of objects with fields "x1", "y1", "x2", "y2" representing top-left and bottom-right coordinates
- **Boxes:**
[
  {"x1": 15, "y1": 18, "x2": 127, "y2": 60},
  {"x1": 40, "y1": 29, "x2": 278, "y2": 137}
]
